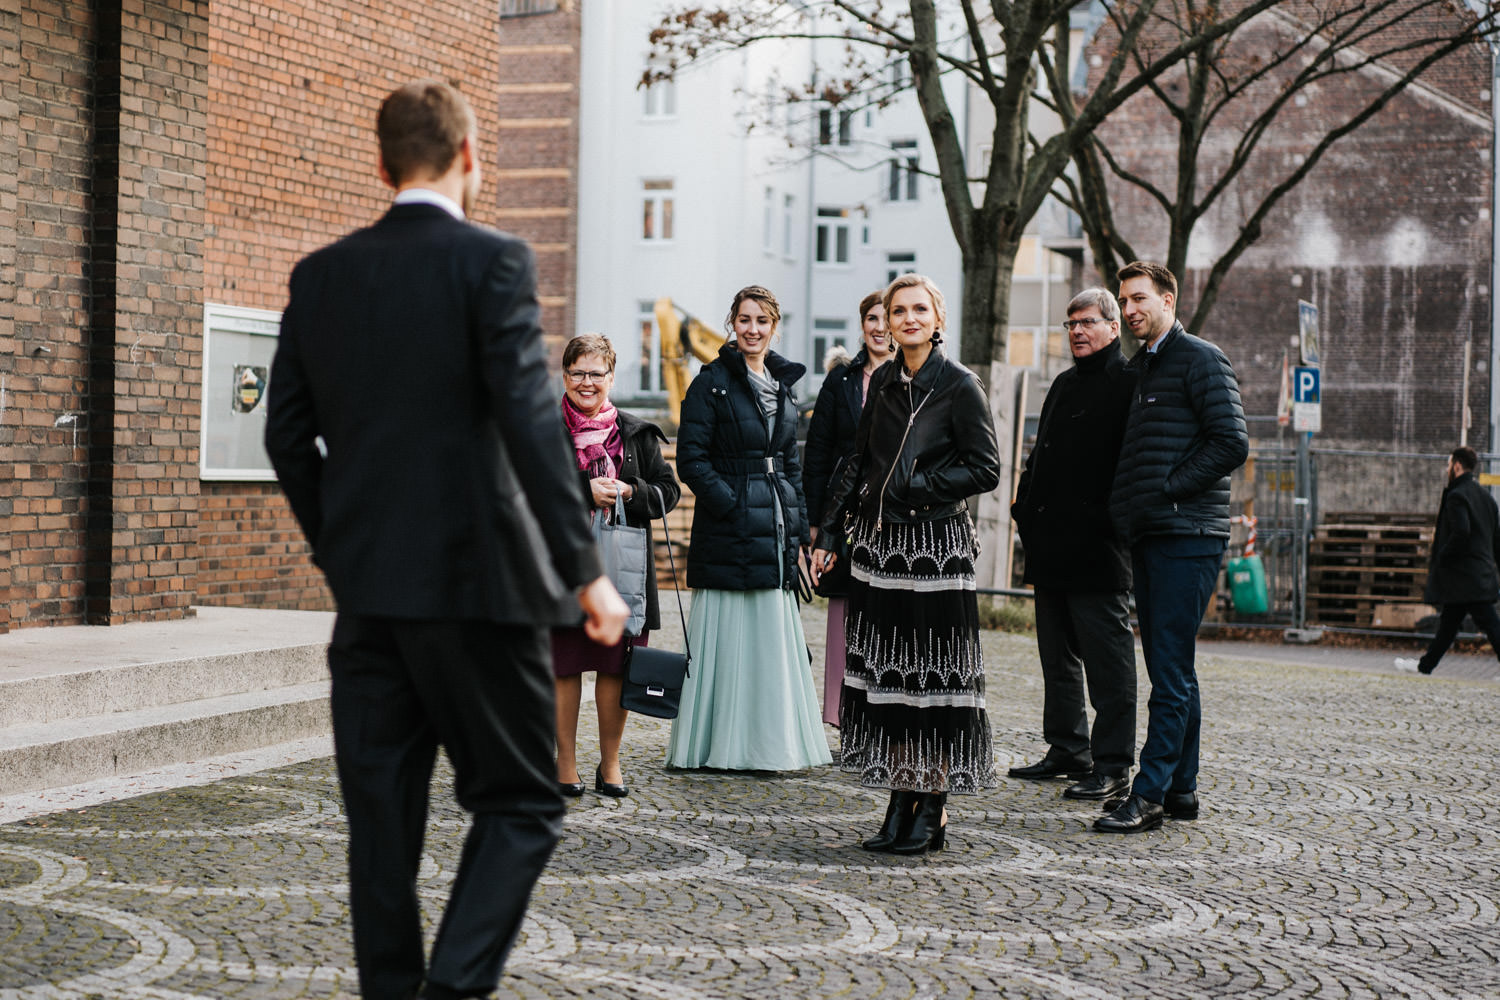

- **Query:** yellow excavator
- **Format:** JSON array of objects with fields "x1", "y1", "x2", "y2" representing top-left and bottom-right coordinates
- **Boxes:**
[{"x1": 654, "y1": 297, "x2": 726, "y2": 424}]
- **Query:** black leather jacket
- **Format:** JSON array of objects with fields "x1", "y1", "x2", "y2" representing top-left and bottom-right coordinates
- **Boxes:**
[{"x1": 822, "y1": 345, "x2": 1001, "y2": 532}]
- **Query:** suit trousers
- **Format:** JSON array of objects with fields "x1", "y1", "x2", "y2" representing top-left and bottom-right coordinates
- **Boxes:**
[
  {"x1": 1032, "y1": 587, "x2": 1137, "y2": 775},
  {"x1": 328, "y1": 614, "x2": 565, "y2": 1000},
  {"x1": 1129, "y1": 536, "x2": 1226, "y2": 803},
  {"x1": 1418, "y1": 600, "x2": 1500, "y2": 673}
]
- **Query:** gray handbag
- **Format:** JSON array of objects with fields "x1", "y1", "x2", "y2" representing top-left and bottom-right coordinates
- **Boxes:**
[{"x1": 593, "y1": 493, "x2": 649, "y2": 637}]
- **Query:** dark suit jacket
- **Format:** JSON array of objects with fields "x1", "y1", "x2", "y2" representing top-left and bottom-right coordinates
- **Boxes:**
[{"x1": 265, "y1": 202, "x2": 602, "y2": 624}]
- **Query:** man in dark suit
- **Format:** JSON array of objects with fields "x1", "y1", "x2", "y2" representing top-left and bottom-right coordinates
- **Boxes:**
[
  {"x1": 1008, "y1": 288, "x2": 1138, "y2": 803},
  {"x1": 265, "y1": 80, "x2": 626, "y2": 1000},
  {"x1": 1395, "y1": 446, "x2": 1500, "y2": 676}
]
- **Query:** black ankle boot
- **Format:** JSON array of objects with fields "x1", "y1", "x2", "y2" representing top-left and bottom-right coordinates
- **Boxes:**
[
  {"x1": 891, "y1": 792, "x2": 947, "y2": 855},
  {"x1": 861, "y1": 789, "x2": 917, "y2": 852}
]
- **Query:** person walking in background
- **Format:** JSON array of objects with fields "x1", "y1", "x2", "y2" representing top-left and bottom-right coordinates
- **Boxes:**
[
  {"x1": 811, "y1": 274, "x2": 1001, "y2": 855},
  {"x1": 667, "y1": 285, "x2": 832, "y2": 772},
  {"x1": 1098, "y1": 261, "x2": 1248, "y2": 835},
  {"x1": 264, "y1": 80, "x2": 627, "y2": 1000},
  {"x1": 803, "y1": 289, "x2": 894, "y2": 726},
  {"x1": 553, "y1": 333, "x2": 680, "y2": 798},
  {"x1": 1009, "y1": 288, "x2": 1139, "y2": 803},
  {"x1": 1395, "y1": 446, "x2": 1500, "y2": 676}
]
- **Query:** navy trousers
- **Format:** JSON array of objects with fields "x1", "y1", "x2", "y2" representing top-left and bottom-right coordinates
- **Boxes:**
[{"x1": 1129, "y1": 535, "x2": 1226, "y2": 803}]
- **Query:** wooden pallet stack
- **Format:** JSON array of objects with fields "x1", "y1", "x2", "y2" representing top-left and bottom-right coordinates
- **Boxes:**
[{"x1": 1306, "y1": 512, "x2": 1433, "y2": 628}]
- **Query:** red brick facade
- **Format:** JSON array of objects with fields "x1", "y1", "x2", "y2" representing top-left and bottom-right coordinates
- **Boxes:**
[{"x1": 4, "y1": 1, "x2": 583, "y2": 626}]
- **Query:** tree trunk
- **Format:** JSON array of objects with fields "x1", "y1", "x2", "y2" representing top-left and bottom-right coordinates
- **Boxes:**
[{"x1": 956, "y1": 238, "x2": 1025, "y2": 595}]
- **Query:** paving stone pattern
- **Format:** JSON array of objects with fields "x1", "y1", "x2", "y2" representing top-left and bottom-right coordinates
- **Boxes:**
[{"x1": 2, "y1": 606, "x2": 1497, "y2": 999}]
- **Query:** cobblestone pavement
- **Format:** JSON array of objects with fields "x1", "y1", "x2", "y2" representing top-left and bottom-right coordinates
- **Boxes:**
[{"x1": 3, "y1": 604, "x2": 1498, "y2": 999}]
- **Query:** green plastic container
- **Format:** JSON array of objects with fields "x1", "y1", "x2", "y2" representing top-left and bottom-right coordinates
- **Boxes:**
[{"x1": 1227, "y1": 554, "x2": 1269, "y2": 614}]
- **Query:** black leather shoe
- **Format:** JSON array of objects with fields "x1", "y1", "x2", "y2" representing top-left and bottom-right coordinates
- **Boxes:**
[
  {"x1": 1094, "y1": 794, "x2": 1163, "y2": 833},
  {"x1": 559, "y1": 779, "x2": 586, "y2": 797},
  {"x1": 891, "y1": 792, "x2": 947, "y2": 855},
  {"x1": 1063, "y1": 771, "x2": 1129, "y2": 801},
  {"x1": 1103, "y1": 789, "x2": 1198, "y2": 820},
  {"x1": 594, "y1": 765, "x2": 629, "y2": 798},
  {"x1": 1008, "y1": 756, "x2": 1091, "y2": 780},
  {"x1": 862, "y1": 790, "x2": 917, "y2": 852}
]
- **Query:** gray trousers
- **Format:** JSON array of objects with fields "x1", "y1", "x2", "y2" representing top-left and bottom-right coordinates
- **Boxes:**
[{"x1": 1033, "y1": 587, "x2": 1138, "y2": 775}]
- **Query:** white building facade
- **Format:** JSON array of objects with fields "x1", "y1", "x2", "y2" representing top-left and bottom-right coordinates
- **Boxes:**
[{"x1": 576, "y1": 4, "x2": 969, "y2": 409}]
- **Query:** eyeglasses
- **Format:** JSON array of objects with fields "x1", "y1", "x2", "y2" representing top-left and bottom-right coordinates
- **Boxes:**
[
  {"x1": 1062, "y1": 317, "x2": 1111, "y2": 331},
  {"x1": 565, "y1": 369, "x2": 612, "y2": 383}
]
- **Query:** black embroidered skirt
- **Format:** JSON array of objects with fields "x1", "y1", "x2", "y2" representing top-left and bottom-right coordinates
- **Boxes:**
[{"x1": 838, "y1": 511, "x2": 997, "y2": 794}]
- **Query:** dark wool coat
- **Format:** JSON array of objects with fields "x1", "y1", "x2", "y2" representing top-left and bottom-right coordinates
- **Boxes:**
[
  {"x1": 573, "y1": 410, "x2": 681, "y2": 630},
  {"x1": 1108, "y1": 323, "x2": 1249, "y2": 545},
  {"x1": 803, "y1": 348, "x2": 884, "y2": 527},
  {"x1": 1012, "y1": 338, "x2": 1137, "y2": 592},
  {"x1": 677, "y1": 345, "x2": 809, "y2": 591},
  {"x1": 1424, "y1": 471, "x2": 1500, "y2": 605}
]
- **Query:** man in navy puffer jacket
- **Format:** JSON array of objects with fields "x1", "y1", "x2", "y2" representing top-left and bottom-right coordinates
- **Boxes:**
[{"x1": 1097, "y1": 262, "x2": 1248, "y2": 834}]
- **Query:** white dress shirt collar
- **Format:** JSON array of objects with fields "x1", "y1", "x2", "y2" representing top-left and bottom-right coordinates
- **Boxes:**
[{"x1": 393, "y1": 187, "x2": 465, "y2": 220}]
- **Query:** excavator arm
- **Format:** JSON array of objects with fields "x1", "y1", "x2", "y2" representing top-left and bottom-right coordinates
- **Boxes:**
[{"x1": 654, "y1": 297, "x2": 726, "y2": 424}]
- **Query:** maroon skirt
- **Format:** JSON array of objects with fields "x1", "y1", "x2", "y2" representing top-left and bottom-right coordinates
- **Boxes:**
[{"x1": 550, "y1": 627, "x2": 651, "y2": 679}]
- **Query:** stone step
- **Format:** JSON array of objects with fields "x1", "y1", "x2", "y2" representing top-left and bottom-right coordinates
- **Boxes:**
[
  {"x1": 0, "y1": 606, "x2": 336, "y2": 798},
  {"x1": 0, "y1": 680, "x2": 331, "y2": 797}
]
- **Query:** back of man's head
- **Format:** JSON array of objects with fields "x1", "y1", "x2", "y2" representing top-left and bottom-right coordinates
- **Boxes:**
[
  {"x1": 1452, "y1": 446, "x2": 1478, "y2": 472},
  {"x1": 377, "y1": 79, "x2": 475, "y2": 186}
]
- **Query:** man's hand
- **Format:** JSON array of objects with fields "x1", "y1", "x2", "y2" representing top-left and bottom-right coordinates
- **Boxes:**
[
  {"x1": 809, "y1": 548, "x2": 837, "y2": 586},
  {"x1": 578, "y1": 575, "x2": 628, "y2": 645}
]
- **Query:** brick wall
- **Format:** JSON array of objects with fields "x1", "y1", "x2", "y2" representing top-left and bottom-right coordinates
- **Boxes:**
[
  {"x1": 7, "y1": 2, "x2": 101, "y2": 628},
  {"x1": 196, "y1": 2, "x2": 582, "y2": 610},
  {"x1": 1084, "y1": 4, "x2": 1493, "y2": 512}
]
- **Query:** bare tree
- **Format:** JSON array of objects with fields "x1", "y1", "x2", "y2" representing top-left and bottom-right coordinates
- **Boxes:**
[
  {"x1": 644, "y1": 0, "x2": 1289, "y2": 369},
  {"x1": 1056, "y1": 0, "x2": 1500, "y2": 336}
]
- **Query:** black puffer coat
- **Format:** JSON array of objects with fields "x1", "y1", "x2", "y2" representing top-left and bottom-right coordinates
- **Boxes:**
[
  {"x1": 822, "y1": 345, "x2": 1000, "y2": 532},
  {"x1": 1108, "y1": 322, "x2": 1249, "y2": 545},
  {"x1": 803, "y1": 349, "x2": 885, "y2": 527},
  {"x1": 573, "y1": 410, "x2": 681, "y2": 630},
  {"x1": 677, "y1": 345, "x2": 809, "y2": 591},
  {"x1": 1012, "y1": 339, "x2": 1136, "y2": 592},
  {"x1": 1424, "y1": 471, "x2": 1500, "y2": 605}
]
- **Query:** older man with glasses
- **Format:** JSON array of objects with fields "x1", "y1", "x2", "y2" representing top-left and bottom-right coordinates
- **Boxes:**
[{"x1": 1009, "y1": 288, "x2": 1140, "y2": 804}]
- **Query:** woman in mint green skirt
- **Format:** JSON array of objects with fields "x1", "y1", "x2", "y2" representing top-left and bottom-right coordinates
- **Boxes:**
[{"x1": 667, "y1": 285, "x2": 832, "y2": 771}]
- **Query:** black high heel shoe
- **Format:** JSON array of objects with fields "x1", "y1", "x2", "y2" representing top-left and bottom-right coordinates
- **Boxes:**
[
  {"x1": 558, "y1": 779, "x2": 586, "y2": 798},
  {"x1": 891, "y1": 792, "x2": 947, "y2": 855},
  {"x1": 861, "y1": 789, "x2": 917, "y2": 852},
  {"x1": 594, "y1": 764, "x2": 629, "y2": 798}
]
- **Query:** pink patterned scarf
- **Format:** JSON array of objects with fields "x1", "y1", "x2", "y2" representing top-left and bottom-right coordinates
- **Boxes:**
[{"x1": 561, "y1": 393, "x2": 620, "y2": 479}]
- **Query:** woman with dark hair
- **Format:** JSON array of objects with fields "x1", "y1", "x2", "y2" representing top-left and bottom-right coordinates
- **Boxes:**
[
  {"x1": 667, "y1": 285, "x2": 832, "y2": 771},
  {"x1": 803, "y1": 289, "x2": 894, "y2": 726},
  {"x1": 554, "y1": 333, "x2": 680, "y2": 798},
  {"x1": 811, "y1": 273, "x2": 1001, "y2": 853}
]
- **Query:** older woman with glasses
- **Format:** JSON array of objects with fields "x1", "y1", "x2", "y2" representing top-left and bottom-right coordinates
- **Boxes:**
[{"x1": 554, "y1": 333, "x2": 680, "y2": 798}]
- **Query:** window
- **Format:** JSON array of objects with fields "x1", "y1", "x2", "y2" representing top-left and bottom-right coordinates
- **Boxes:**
[
  {"x1": 641, "y1": 179, "x2": 674, "y2": 241},
  {"x1": 782, "y1": 194, "x2": 795, "y2": 257},
  {"x1": 818, "y1": 107, "x2": 853, "y2": 146},
  {"x1": 812, "y1": 319, "x2": 850, "y2": 371},
  {"x1": 888, "y1": 140, "x2": 919, "y2": 202},
  {"x1": 815, "y1": 207, "x2": 851, "y2": 264},
  {"x1": 886, "y1": 250, "x2": 916, "y2": 284},
  {"x1": 643, "y1": 79, "x2": 677, "y2": 118},
  {"x1": 638, "y1": 301, "x2": 663, "y2": 393},
  {"x1": 890, "y1": 57, "x2": 910, "y2": 90},
  {"x1": 500, "y1": 0, "x2": 558, "y2": 16},
  {"x1": 201, "y1": 303, "x2": 282, "y2": 481},
  {"x1": 762, "y1": 187, "x2": 774, "y2": 253}
]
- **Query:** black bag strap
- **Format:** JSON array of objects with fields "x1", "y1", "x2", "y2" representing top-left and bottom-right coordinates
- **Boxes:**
[{"x1": 652, "y1": 484, "x2": 691, "y2": 674}]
